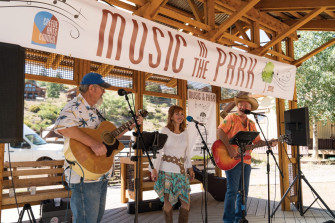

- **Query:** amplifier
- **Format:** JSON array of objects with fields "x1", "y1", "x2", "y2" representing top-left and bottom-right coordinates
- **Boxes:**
[{"x1": 40, "y1": 198, "x2": 72, "y2": 223}]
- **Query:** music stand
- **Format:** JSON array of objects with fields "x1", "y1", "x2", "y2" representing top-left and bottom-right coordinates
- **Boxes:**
[{"x1": 229, "y1": 131, "x2": 259, "y2": 223}]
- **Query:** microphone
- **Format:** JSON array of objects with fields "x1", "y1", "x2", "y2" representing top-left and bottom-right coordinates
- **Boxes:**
[
  {"x1": 118, "y1": 89, "x2": 131, "y2": 96},
  {"x1": 244, "y1": 109, "x2": 267, "y2": 117},
  {"x1": 186, "y1": 116, "x2": 204, "y2": 126}
]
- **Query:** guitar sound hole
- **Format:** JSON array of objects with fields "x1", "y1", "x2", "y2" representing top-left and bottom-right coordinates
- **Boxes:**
[{"x1": 102, "y1": 132, "x2": 115, "y2": 145}]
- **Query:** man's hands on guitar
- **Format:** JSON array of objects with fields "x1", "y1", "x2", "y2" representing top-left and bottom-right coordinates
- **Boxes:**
[
  {"x1": 227, "y1": 146, "x2": 238, "y2": 158},
  {"x1": 129, "y1": 114, "x2": 144, "y2": 130},
  {"x1": 91, "y1": 141, "x2": 107, "y2": 156},
  {"x1": 269, "y1": 139, "x2": 278, "y2": 147}
]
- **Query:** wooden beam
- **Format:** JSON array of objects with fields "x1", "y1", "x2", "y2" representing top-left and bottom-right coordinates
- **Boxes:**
[
  {"x1": 204, "y1": 0, "x2": 216, "y2": 29},
  {"x1": 220, "y1": 32, "x2": 259, "y2": 48},
  {"x1": 250, "y1": 20, "x2": 260, "y2": 51},
  {"x1": 208, "y1": 0, "x2": 260, "y2": 41},
  {"x1": 134, "y1": 0, "x2": 168, "y2": 19},
  {"x1": 255, "y1": 0, "x2": 335, "y2": 11},
  {"x1": 187, "y1": 0, "x2": 204, "y2": 22},
  {"x1": 267, "y1": 49, "x2": 295, "y2": 62},
  {"x1": 154, "y1": 15, "x2": 204, "y2": 36},
  {"x1": 105, "y1": 0, "x2": 137, "y2": 12},
  {"x1": 52, "y1": 55, "x2": 64, "y2": 70},
  {"x1": 165, "y1": 78, "x2": 177, "y2": 88},
  {"x1": 251, "y1": 7, "x2": 326, "y2": 56},
  {"x1": 235, "y1": 21, "x2": 250, "y2": 41},
  {"x1": 293, "y1": 37, "x2": 335, "y2": 67},
  {"x1": 276, "y1": 98, "x2": 291, "y2": 211},
  {"x1": 25, "y1": 74, "x2": 77, "y2": 85},
  {"x1": 45, "y1": 53, "x2": 56, "y2": 69},
  {"x1": 289, "y1": 12, "x2": 303, "y2": 19},
  {"x1": 214, "y1": 0, "x2": 298, "y2": 40},
  {"x1": 324, "y1": 10, "x2": 335, "y2": 18},
  {"x1": 284, "y1": 19, "x2": 335, "y2": 31},
  {"x1": 158, "y1": 7, "x2": 211, "y2": 31},
  {"x1": 144, "y1": 73, "x2": 153, "y2": 80}
]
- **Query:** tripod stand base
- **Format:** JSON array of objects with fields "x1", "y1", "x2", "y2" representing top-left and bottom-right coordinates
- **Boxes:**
[{"x1": 18, "y1": 203, "x2": 36, "y2": 223}]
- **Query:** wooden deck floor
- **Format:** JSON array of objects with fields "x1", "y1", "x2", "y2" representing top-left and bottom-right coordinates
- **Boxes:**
[
  {"x1": 3, "y1": 183, "x2": 335, "y2": 223},
  {"x1": 100, "y1": 184, "x2": 335, "y2": 223}
]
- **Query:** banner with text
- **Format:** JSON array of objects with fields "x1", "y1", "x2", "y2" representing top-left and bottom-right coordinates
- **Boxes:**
[
  {"x1": 0, "y1": 0, "x2": 296, "y2": 99},
  {"x1": 187, "y1": 90, "x2": 216, "y2": 159}
]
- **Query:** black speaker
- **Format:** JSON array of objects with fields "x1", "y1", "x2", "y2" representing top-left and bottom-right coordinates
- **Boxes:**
[
  {"x1": 0, "y1": 42, "x2": 25, "y2": 143},
  {"x1": 284, "y1": 107, "x2": 310, "y2": 146}
]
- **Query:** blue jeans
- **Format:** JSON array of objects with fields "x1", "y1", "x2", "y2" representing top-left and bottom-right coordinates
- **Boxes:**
[
  {"x1": 69, "y1": 179, "x2": 108, "y2": 223},
  {"x1": 223, "y1": 163, "x2": 251, "y2": 223}
]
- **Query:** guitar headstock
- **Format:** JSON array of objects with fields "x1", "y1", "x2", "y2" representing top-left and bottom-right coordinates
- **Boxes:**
[
  {"x1": 138, "y1": 109, "x2": 149, "y2": 118},
  {"x1": 278, "y1": 135, "x2": 288, "y2": 143}
]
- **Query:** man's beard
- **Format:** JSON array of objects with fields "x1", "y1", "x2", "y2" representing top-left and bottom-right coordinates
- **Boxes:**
[{"x1": 96, "y1": 97, "x2": 104, "y2": 107}]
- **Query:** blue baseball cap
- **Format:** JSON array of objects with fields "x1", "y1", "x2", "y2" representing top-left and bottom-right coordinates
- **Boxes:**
[{"x1": 80, "y1": 72, "x2": 111, "y2": 88}]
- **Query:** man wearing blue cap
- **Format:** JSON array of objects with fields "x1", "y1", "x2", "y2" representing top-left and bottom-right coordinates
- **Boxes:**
[{"x1": 54, "y1": 72, "x2": 142, "y2": 223}]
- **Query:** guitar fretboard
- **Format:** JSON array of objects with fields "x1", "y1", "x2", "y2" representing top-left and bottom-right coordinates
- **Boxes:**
[
  {"x1": 246, "y1": 140, "x2": 276, "y2": 150},
  {"x1": 111, "y1": 120, "x2": 134, "y2": 137}
]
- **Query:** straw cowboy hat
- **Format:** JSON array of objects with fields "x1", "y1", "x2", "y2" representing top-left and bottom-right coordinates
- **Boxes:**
[{"x1": 234, "y1": 95, "x2": 259, "y2": 111}]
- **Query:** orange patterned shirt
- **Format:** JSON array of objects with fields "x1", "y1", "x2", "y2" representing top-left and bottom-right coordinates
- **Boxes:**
[{"x1": 218, "y1": 113, "x2": 261, "y2": 164}]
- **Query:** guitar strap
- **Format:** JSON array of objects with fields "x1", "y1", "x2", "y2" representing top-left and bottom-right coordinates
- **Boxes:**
[{"x1": 95, "y1": 109, "x2": 107, "y2": 122}]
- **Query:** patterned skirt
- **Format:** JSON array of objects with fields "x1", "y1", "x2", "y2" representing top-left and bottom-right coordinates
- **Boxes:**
[{"x1": 154, "y1": 170, "x2": 191, "y2": 206}]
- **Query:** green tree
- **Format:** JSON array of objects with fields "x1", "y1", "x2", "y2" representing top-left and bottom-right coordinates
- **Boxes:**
[
  {"x1": 47, "y1": 82, "x2": 61, "y2": 98},
  {"x1": 294, "y1": 31, "x2": 335, "y2": 158},
  {"x1": 99, "y1": 91, "x2": 130, "y2": 126}
]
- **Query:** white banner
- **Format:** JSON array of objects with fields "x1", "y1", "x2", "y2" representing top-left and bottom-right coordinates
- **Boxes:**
[
  {"x1": 187, "y1": 90, "x2": 216, "y2": 159},
  {"x1": 0, "y1": 0, "x2": 296, "y2": 100}
]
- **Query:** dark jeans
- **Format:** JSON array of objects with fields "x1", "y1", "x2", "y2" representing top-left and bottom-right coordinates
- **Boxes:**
[
  {"x1": 69, "y1": 179, "x2": 108, "y2": 223},
  {"x1": 223, "y1": 163, "x2": 251, "y2": 223}
]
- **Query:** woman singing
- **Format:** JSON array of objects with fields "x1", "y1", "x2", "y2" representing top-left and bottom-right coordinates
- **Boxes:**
[{"x1": 151, "y1": 105, "x2": 195, "y2": 223}]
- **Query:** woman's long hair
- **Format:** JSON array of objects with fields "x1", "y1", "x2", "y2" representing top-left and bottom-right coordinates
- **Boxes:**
[{"x1": 166, "y1": 105, "x2": 186, "y2": 133}]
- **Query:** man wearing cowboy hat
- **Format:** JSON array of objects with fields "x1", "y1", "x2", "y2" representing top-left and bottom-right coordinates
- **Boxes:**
[{"x1": 217, "y1": 95, "x2": 277, "y2": 223}]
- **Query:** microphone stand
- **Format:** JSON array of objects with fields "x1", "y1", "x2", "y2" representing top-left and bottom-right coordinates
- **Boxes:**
[
  {"x1": 122, "y1": 93, "x2": 155, "y2": 223},
  {"x1": 194, "y1": 123, "x2": 216, "y2": 223},
  {"x1": 252, "y1": 114, "x2": 283, "y2": 223}
]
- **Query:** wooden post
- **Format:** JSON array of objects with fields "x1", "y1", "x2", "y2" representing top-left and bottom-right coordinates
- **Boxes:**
[
  {"x1": 276, "y1": 98, "x2": 291, "y2": 211},
  {"x1": 0, "y1": 143, "x2": 4, "y2": 221},
  {"x1": 212, "y1": 86, "x2": 222, "y2": 177},
  {"x1": 73, "y1": 58, "x2": 91, "y2": 85},
  {"x1": 133, "y1": 70, "x2": 144, "y2": 201}
]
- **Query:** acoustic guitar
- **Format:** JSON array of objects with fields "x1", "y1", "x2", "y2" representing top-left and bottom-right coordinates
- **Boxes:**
[
  {"x1": 212, "y1": 137, "x2": 281, "y2": 171},
  {"x1": 65, "y1": 110, "x2": 148, "y2": 180}
]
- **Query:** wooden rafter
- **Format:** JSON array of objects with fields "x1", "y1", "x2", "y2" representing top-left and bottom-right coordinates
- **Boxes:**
[
  {"x1": 324, "y1": 10, "x2": 335, "y2": 18},
  {"x1": 284, "y1": 19, "x2": 335, "y2": 31},
  {"x1": 255, "y1": 0, "x2": 335, "y2": 11},
  {"x1": 52, "y1": 55, "x2": 64, "y2": 70},
  {"x1": 134, "y1": 0, "x2": 168, "y2": 19},
  {"x1": 145, "y1": 72, "x2": 153, "y2": 80},
  {"x1": 235, "y1": 21, "x2": 250, "y2": 41},
  {"x1": 204, "y1": 0, "x2": 215, "y2": 29},
  {"x1": 220, "y1": 32, "x2": 259, "y2": 48},
  {"x1": 187, "y1": 0, "x2": 204, "y2": 22},
  {"x1": 251, "y1": 7, "x2": 326, "y2": 56},
  {"x1": 293, "y1": 38, "x2": 335, "y2": 67},
  {"x1": 45, "y1": 53, "x2": 56, "y2": 69},
  {"x1": 213, "y1": 0, "x2": 298, "y2": 39},
  {"x1": 208, "y1": 0, "x2": 260, "y2": 41},
  {"x1": 165, "y1": 78, "x2": 177, "y2": 87}
]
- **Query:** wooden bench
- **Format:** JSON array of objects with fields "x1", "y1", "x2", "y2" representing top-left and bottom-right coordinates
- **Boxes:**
[
  {"x1": 1, "y1": 160, "x2": 71, "y2": 211},
  {"x1": 119, "y1": 157, "x2": 205, "y2": 203}
]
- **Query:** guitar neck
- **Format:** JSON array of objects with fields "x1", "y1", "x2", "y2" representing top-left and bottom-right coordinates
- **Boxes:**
[
  {"x1": 247, "y1": 140, "x2": 275, "y2": 150},
  {"x1": 110, "y1": 120, "x2": 134, "y2": 137}
]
